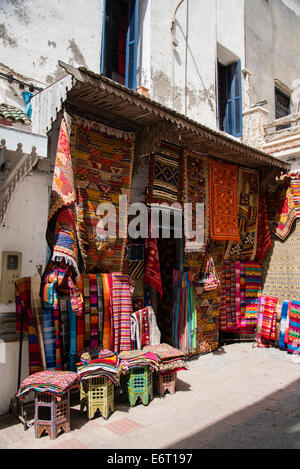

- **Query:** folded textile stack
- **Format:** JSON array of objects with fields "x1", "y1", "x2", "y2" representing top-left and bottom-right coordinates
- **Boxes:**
[
  {"x1": 76, "y1": 348, "x2": 120, "y2": 385},
  {"x1": 17, "y1": 371, "x2": 80, "y2": 398},
  {"x1": 118, "y1": 350, "x2": 159, "y2": 374},
  {"x1": 143, "y1": 343, "x2": 188, "y2": 373}
]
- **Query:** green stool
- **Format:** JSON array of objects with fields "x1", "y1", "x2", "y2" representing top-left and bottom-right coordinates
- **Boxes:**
[
  {"x1": 121, "y1": 366, "x2": 153, "y2": 407},
  {"x1": 80, "y1": 377, "x2": 114, "y2": 420}
]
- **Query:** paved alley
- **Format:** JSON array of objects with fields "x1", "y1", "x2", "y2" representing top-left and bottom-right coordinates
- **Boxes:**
[{"x1": 0, "y1": 342, "x2": 300, "y2": 450}]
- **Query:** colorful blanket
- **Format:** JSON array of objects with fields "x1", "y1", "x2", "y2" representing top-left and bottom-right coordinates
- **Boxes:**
[
  {"x1": 118, "y1": 350, "x2": 159, "y2": 374},
  {"x1": 111, "y1": 273, "x2": 135, "y2": 353},
  {"x1": 209, "y1": 160, "x2": 240, "y2": 241},
  {"x1": 15, "y1": 277, "x2": 43, "y2": 375},
  {"x1": 287, "y1": 300, "x2": 300, "y2": 354},
  {"x1": 225, "y1": 168, "x2": 259, "y2": 260},
  {"x1": 76, "y1": 349, "x2": 120, "y2": 384},
  {"x1": 17, "y1": 371, "x2": 79, "y2": 398},
  {"x1": 221, "y1": 260, "x2": 261, "y2": 332}
]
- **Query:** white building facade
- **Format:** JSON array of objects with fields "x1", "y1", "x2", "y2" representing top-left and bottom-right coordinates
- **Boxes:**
[{"x1": 0, "y1": 0, "x2": 300, "y2": 414}]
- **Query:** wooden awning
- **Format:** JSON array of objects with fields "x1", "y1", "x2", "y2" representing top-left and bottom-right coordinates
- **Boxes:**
[{"x1": 47, "y1": 61, "x2": 290, "y2": 172}]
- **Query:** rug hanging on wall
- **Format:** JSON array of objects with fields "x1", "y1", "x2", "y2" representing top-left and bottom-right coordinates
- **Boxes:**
[
  {"x1": 183, "y1": 150, "x2": 209, "y2": 252},
  {"x1": 225, "y1": 167, "x2": 259, "y2": 261},
  {"x1": 70, "y1": 117, "x2": 135, "y2": 273},
  {"x1": 195, "y1": 286, "x2": 220, "y2": 354},
  {"x1": 209, "y1": 160, "x2": 240, "y2": 242},
  {"x1": 147, "y1": 141, "x2": 183, "y2": 207},
  {"x1": 46, "y1": 114, "x2": 79, "y2": 277}
]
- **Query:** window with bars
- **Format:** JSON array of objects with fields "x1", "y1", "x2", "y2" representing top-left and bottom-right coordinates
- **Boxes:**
[
  {"x1": 101, "y1": 0, "x2": 138, "y2": 90},
  {"x1": 218, "y1": 60, "x2": 242, "y2": 138}
]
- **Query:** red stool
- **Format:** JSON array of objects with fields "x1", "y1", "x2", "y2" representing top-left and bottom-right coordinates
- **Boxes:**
[
  {"x1": 155, "y1": 371, "x2": 177, "y2": 396},
  {"x1": 34, "y1": 391, "x2": 70, "y2": 439}
]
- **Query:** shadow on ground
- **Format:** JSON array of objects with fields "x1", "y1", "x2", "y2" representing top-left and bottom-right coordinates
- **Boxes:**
[{"x1": 167, "y1": 378, "x2": 300, "y2": 449}]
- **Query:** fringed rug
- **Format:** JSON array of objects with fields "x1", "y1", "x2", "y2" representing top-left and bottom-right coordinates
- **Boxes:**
[{"x1": 225, "y1": 167, "x2": 259, "y2": 260}]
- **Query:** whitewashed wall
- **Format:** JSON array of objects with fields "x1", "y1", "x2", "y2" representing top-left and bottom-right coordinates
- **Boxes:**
[{"x1": 0, "y1": 170, "x2": 52, "y2": 415}]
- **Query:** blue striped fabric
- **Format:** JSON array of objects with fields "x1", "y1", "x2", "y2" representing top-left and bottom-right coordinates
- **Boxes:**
[
  {"x1": 42, "y1": 301, "x2": 56, "y2": 370},
  {"x1": 279, "y1": 300, "x2": 289, "y2": 350},
  {"x1": 67, "y1": 300, "x2": 77, "y2": 371}
]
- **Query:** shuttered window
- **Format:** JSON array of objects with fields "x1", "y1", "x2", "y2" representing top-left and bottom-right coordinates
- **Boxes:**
[
  {"x1": 101, "y1": 0, "x2": 138, "y2": 90},
  {"x1": 218, "y1": 60, "x2": 242, "y2": 138}
]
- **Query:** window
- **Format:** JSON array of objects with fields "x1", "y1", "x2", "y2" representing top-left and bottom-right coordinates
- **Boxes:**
[
  {"x1": 275, "y1": 87, "x2": 291, "y2": 131},
  {"x1": 218, "y1": 60, "x2": 242, "y2": 138},
  {"x1": 101, "y1": 0, "x2": 138, "y2": 90}
]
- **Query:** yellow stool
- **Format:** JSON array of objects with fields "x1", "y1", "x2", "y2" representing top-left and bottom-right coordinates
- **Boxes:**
[{"x1": 80, "y1": 377, "x2": 114, "y2": 420}]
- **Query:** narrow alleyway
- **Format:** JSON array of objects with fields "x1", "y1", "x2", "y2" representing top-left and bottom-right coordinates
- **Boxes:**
[{"x1": 0, "y1": 342, "x2": 299, "y2": 450}]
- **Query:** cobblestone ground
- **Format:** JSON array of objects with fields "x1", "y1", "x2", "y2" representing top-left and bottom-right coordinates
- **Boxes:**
[{"x1": 0, "y1": 342, "x2": 299, "y2": 449}]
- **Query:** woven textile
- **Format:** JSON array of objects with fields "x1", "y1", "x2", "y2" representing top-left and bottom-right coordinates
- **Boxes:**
[
  {"x1": 67, "y1": 300, "x2": 77, "y2": 371},
  {"x1": 102, "y1": 273, "x2": 112, "y2": 351},
  {"x1": 183, "y1": 150, "x2": 209, "y2": 251},
  {"x1": 262, "y1": 219, "x2": 300, "y2": 304},
  {"x1": 15, "y1": 278, "x2": 43, "y2": 375},
  {"x1": 195, "y1": 286, "x2": 220, "y2": 354},
  {"x1": 71, "y1": 122, "x2": 135, "y2": 273},
  {"x1": 291, "y1": 173, "x2": 300, "y2": 217},
  {"x1": 111, "y1": 273, "x2": 135, "y2": 353},
  {"x1": 124, "y1": 242, "x2": 144, "y2": 280},
  {"x1": 244, "y1": 262, "x2": 262, "y2": 326},
  {"x1": 279, "y1": 300, "x2": 289, "y2": 350},
  {"x1": 46, "y1": 116, "x2": 79, "y2": 277},
  {"x1": 144, "y1": 343, "x2": 188, "y2": 372},
  {"x1": 225, "y1": 168, "x2": 259, "y2": 260},
  {"x1": 222, "y1": 260, "x2": 261, "y2": 332},
  {"x1": 273, "y1": 182, "x2": 297, "y2": 240},
  {"x1": 119, "y1": 351, "x2": 159, "y2": 374},
  {"x1": 256, "y1": 192, "x2": 272, "y2": 263},
  {"x1": 17, "y1": 371, "x2": 79, "y2": 398},
  {"x1": 76, "y1": 350, "x2": 119, "y2": 383},
  {"x1": 96, "y1": 274, "x2": 104, "y2": 348},
  {"x1": 131, "y1": 306, "x2": 161, "y2": 349},
  {"x1": 42, "y1": 300, "x2": 56, "y2": 370},
  {"x1": 287, "y1": 300, "x2": 300, "y2": 354},
  {"x1": 209, "y1": 160, "x2": 240, "y2": 242},
  {"x1": 147, "y1": 141, "x2": 183, "y2": 206},
  {"x1": 144, "y1": 227, "x2": 163, "y2": 298},
  {"x1": 259, "y1": 295, "x2": 278, "y2": 343}
]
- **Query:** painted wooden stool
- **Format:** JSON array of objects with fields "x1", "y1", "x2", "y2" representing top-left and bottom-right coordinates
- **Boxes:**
[
  {"x1": 34, "y1": 391, "x2": 70, "y2": 440},
  {"x1": 121, "y1": 366, "x2": 153, "y2": 406},
  {"x1": 155, "y1": 371, "x2": 177, "y2": 396},
  {"x1": 80, "y1": 377, "x2": 114, "y2": 420}
]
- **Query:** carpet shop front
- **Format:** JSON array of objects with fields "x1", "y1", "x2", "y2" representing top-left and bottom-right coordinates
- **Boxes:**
[{"x1": 11, "y1": 61, "x2": 299, "y2": 438}]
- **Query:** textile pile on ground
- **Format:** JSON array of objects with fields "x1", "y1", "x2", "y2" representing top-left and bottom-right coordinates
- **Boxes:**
[
  {"x1": 76, "y1": 348, "x2": 120, "y2": 385},
  {"x1": 143, "y1": 343, "x2": 188, "y2": 373},
  {"x1": 17, "y1": 371, "x2": 80, "y2": 398},
  {"x1": 118, "y1": 350, "x2": 159, "y2": 374}
]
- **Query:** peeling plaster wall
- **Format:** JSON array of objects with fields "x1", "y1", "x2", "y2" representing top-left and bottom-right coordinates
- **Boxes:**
[
  {"x1": 245, "y1": 0, "x2": 300, "y2": 117},
  {"x1": 148, "y1": 0, "x2": 217, "y2": 129},
  {"x1": 0, "y1": 0, "x2": 104, "y2": 108}
]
